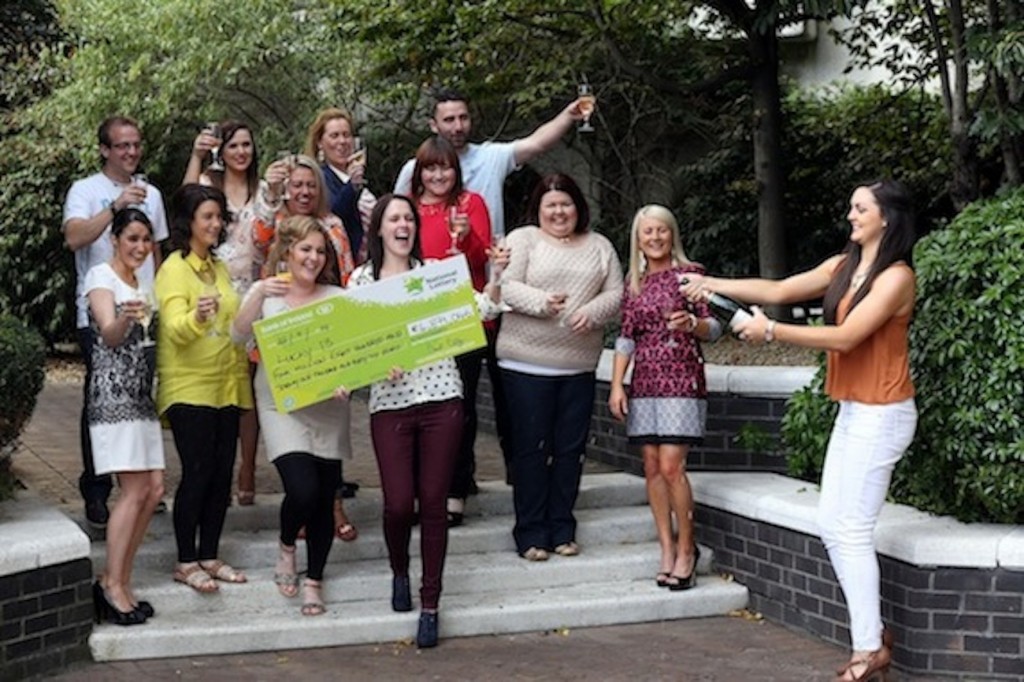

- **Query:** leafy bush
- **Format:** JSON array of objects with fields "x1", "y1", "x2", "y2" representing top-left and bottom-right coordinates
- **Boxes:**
[
  {"x1": 780, "y1": 360, "x2": 834, "y2": 481},
  {"x1": 901, "y1": 188, "x2": 1024, "y2": 523},
  {"x1": 0, "y1": 314, "x2": 47, "y2": 500},
  {"x1": 781, "y1": 188, "x2": 1024, "y2": 524}
]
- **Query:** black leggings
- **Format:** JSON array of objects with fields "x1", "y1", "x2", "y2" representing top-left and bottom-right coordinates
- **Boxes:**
[
  {"x1": 167, "y1": 404, "x2": 240, "y2": 563},
  {"x1": 274, "y1": 452, "x2": 340, "y2": 581}
]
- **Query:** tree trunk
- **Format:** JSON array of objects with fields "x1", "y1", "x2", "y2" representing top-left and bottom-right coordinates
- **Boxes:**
[{"x1": 749, "y1": 28, "x2": 787, "y2": 283}]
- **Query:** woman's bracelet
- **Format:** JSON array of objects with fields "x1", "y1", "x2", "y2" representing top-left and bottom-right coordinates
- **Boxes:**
[{"x1": 765, "y1": 319, "x2": 777, "y2": 343}]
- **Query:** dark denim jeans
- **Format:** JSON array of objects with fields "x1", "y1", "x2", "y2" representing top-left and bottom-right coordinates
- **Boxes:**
[
  {"x1": 500, "y1": 368, "x2": 595, "y2": 554},
  {"x1": 78, "y1": 326, "x2": 113, "y2": 505}
]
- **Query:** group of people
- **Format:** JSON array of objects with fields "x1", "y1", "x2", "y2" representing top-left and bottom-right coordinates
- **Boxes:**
[{"x1": 64, "y1": 89, "x2": 918, "y2": 680}]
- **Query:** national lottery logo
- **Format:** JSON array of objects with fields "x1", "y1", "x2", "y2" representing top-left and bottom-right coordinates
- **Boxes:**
[{"x1": 405, "y1": 276, "x2": 425, "y2": 295}]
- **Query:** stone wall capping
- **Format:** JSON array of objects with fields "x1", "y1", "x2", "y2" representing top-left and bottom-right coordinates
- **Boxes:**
[
  {"x1": 594, "y1": 350, "x2": 816, "y2": 398},
  {"x1": 691, "y1": 472, "x2": 1023, "y2": 571},
  {"x1": 0, "y1": 492, "x2": 91, "y2": 577}
]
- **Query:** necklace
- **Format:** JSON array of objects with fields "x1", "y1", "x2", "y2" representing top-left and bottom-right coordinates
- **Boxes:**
[{"x1": 851, "y1": 271, "x2": 869, "y2": 291}]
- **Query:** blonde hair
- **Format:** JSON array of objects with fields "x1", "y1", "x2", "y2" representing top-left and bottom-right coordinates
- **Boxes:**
[
  {"x1": 266, "y1": 215, "x2": 339, "y2": 285},
  {"x1": 304, "y1": 107, "x2": 355, "y2": 160},
  {"x1": 627, "y1": 204, "x2": 692, "y2": 294},
  {"x1": 284, "y1": 154, "x2": 330, "y2": 218}
]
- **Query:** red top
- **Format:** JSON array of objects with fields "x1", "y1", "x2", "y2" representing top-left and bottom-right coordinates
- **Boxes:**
[{"x1": 415, "y1": 192, "x2": 491, "y2": 292}]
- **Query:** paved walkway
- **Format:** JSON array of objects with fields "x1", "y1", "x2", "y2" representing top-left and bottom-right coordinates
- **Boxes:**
[{"x1": 13, "y1": 380, "x2": 937, "y2": 681}]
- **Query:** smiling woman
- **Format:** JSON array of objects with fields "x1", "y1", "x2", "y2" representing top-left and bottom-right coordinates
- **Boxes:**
[
  {"x1": 155, "y1": 183, "x2": 253, "y2": 596},
  {"x1": 252, "y1": 154, "x2": 353, "y2": 286}
]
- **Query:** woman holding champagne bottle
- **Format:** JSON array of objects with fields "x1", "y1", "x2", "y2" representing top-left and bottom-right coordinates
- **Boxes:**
[
  {"x1": 608, "y1": 205, "x2": 720, "y2": 591},
  {"x1": 85, "y1": 208, "x2": 165, "y2": 625},
  {"x1": 410, "y1": 136, "x2": 493, "y2": 526},
  {"x1": 156, "y1": 184, "x2": 253, "y2": 594},
  {"x1": 681, "y1": 179, "x2": 918, "y2": 682},
  {"x1": 183, "y1": 120, "x2": 264, "y2": 506}
]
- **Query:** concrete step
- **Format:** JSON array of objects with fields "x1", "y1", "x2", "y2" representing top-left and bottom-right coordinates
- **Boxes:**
[
  {"x1": 102, "y1": 503, "x2": 663, "y2": 573},
  {"x1": 88, "y1": 473, "x2": 747, "y2": 662},
  {"x1": 90, "y1": 574, "x2": 748, "y2": 661},
  {"x1": 136, "y1": 472, "x2": 650, "y2": 538},
  {"x1": 115, "y1": 542, "x2": 718, "y2": 615}
]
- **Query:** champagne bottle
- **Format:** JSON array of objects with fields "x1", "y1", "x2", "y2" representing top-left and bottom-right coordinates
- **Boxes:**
[{"x1": 680, "y1": 277, "x2": 752, "y2": 334}]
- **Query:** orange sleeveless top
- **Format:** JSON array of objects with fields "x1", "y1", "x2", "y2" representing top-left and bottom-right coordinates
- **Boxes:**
[{"x1": 825, "y1": 280, "x2": 915, "y2": 405}]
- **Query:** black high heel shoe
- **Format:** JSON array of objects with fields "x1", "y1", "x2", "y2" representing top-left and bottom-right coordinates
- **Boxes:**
[
  {"x1": 92, "y1": 581, "x2": 147, "y2": 626},
  {"x1": 668, "y1": 545, "x2": 701, "y2": 592},
  {"x1": 134, "y1": 600, "x2": 155, "y2": 619}
]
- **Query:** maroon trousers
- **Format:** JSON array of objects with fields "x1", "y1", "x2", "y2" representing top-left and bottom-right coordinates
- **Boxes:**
[{"x1": 371, "y1": 398, "x2": 462, "y2": 610}]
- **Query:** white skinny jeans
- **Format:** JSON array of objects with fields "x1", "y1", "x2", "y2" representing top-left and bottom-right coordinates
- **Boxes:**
[{"x1": 817, "y1": 398, "x2": 917, "y2": 652}]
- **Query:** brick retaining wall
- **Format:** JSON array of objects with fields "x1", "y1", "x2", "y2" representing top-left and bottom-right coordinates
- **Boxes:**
[
  {"x1": 0, "y1": 558, "x2": 93, "y2": 682},
  {"x1": 478, "y1": 373, "x2": 790, "y2": 474}
]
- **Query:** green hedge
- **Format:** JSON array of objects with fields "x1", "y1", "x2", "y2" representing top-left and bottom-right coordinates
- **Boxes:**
[
  {"x1": 781, "y1": 188, "x2": 1024, "y2": 524},
  {"x1": 0, "y1": 314, "x2": 47, "y2": 500}
]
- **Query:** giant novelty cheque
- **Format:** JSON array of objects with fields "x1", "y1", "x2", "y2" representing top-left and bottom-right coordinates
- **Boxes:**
[{"x1": 254, "y1": 256, "x2": 485, "y2": 413}]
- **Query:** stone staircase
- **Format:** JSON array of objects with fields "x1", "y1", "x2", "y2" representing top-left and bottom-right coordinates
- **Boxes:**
[{"x1": 88, "y1": 473, "x2": 748, "y2": 661}]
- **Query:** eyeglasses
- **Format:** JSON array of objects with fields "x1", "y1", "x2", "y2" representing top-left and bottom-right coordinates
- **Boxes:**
[{"x1": 109, "y1": 141, "x2": 142, "y2": 151}]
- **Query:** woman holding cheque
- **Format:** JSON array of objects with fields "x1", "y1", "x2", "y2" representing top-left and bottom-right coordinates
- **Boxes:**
[
  {"x1": 347, "y1": 194, "x2": 508, "y2": 649},
  {"x1": 232, "y1": 215, "x2": 351, "y2": 617}
]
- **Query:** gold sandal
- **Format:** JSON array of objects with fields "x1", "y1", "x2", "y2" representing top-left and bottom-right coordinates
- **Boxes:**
[{"x1": 199, "y1": 559, "x2": 247, "y2": 583}]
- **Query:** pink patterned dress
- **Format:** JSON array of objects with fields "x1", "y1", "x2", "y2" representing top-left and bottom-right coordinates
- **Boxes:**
[{"x1": 614, "y1": 264, "x2": 721, "y2": 444}]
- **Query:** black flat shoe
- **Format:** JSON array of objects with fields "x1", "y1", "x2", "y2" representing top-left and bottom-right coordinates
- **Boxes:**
[
  {"x1": 392, "y1": 575, "x2": 412, "y2": 613},
  {"x1": 447, "y1": 511, "x2": 464, "y2": 528},
  {"x1": 93, "y1": 581, "x2": 146, "y2": 626},
  {"x1": 416, "y1": 611, "x2": 438, "y2": 649}
]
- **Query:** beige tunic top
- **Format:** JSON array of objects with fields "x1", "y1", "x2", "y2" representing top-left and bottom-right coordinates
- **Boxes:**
[{"x1": 244, "y1": 285, "x2": 353, "y2": 462}]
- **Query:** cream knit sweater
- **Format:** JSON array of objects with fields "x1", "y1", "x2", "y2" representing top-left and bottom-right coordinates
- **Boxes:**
[{"x1": 496, "y1": 226, "x2": 623, "y2": 372}]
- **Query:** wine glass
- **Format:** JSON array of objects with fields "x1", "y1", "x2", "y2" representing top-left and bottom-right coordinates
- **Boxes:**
[
  {"x1": 137, "y1": 290, "x2": 156, "y2": 347},
  {"x1": 577, "y1": 83, "x2": 596, "y2": 133},
  {"x1": 447, "y1": 206, "x2": 467, "y2": 255},
  {"x1": 206, "y1": 122, "x2": 224, "y2": 172}
]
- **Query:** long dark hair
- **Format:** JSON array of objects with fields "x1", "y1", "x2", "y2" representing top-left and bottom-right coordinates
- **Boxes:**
[
  {"x1": 169, "y1": 184, "x2": 228, "y2": 256},
  {"x1": 526, "y1": 173, "x2": 590, "y2": 233},
  {"x1": 410, "y1": 136, "x2": 464, "y2": 207},
  {"x1": 366, "y1": 194, "x2": 421, "y2": 280},
  {"x1": 206, "y1": 120, "x2": 259, "y2": 204},
  {"x1": 822, "y1": 179, "x2": 917, "y2": 324}
]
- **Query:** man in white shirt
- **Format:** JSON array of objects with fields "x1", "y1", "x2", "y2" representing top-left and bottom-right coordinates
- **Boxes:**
[
  {"x1": 63, "y1": 115, "x2": 169, "y2": 529},
  {"x1": 394, "y1": 89, "x2": 587, "y2": 518},
  {"x1": 393, "y1": 88, "x2": 587, "y2": 240}
]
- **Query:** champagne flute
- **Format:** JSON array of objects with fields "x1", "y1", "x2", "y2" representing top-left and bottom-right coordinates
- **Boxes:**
[
  {"x1": 275, "y1": 260, "x2": 293, "y2": 283},
  {"x1": 577, "y1": 83, "x2": 596, "y2": 133},
  {"x1": 276, "y1": 151, "x2": 294, "y2": 201},
  {"x1": 662, "y1": 301, "x2": 680, "y2": 349},
  {"x1": 137, "y1": 290, "x2": 156, "y2": 347},
  {"x1": 200, "y1": 280, "x2": 221, "y2": 336},
  {"x1": 206, "y1": 122, "x2": 224, "y2": 172},
  {"x1": 447, "y1": 206, "x2": 467, "y2": 255},
  {"x1": 349, "y1": 136, "x2": 366, "y2": 166},
  {"x1": 130, "y1": 173, "x2": 148, "y2": 209}
]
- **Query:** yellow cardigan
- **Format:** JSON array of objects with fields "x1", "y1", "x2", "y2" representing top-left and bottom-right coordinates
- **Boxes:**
[{"x1": 155, "y1": 250, "x2": 253, "y2": 415}]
